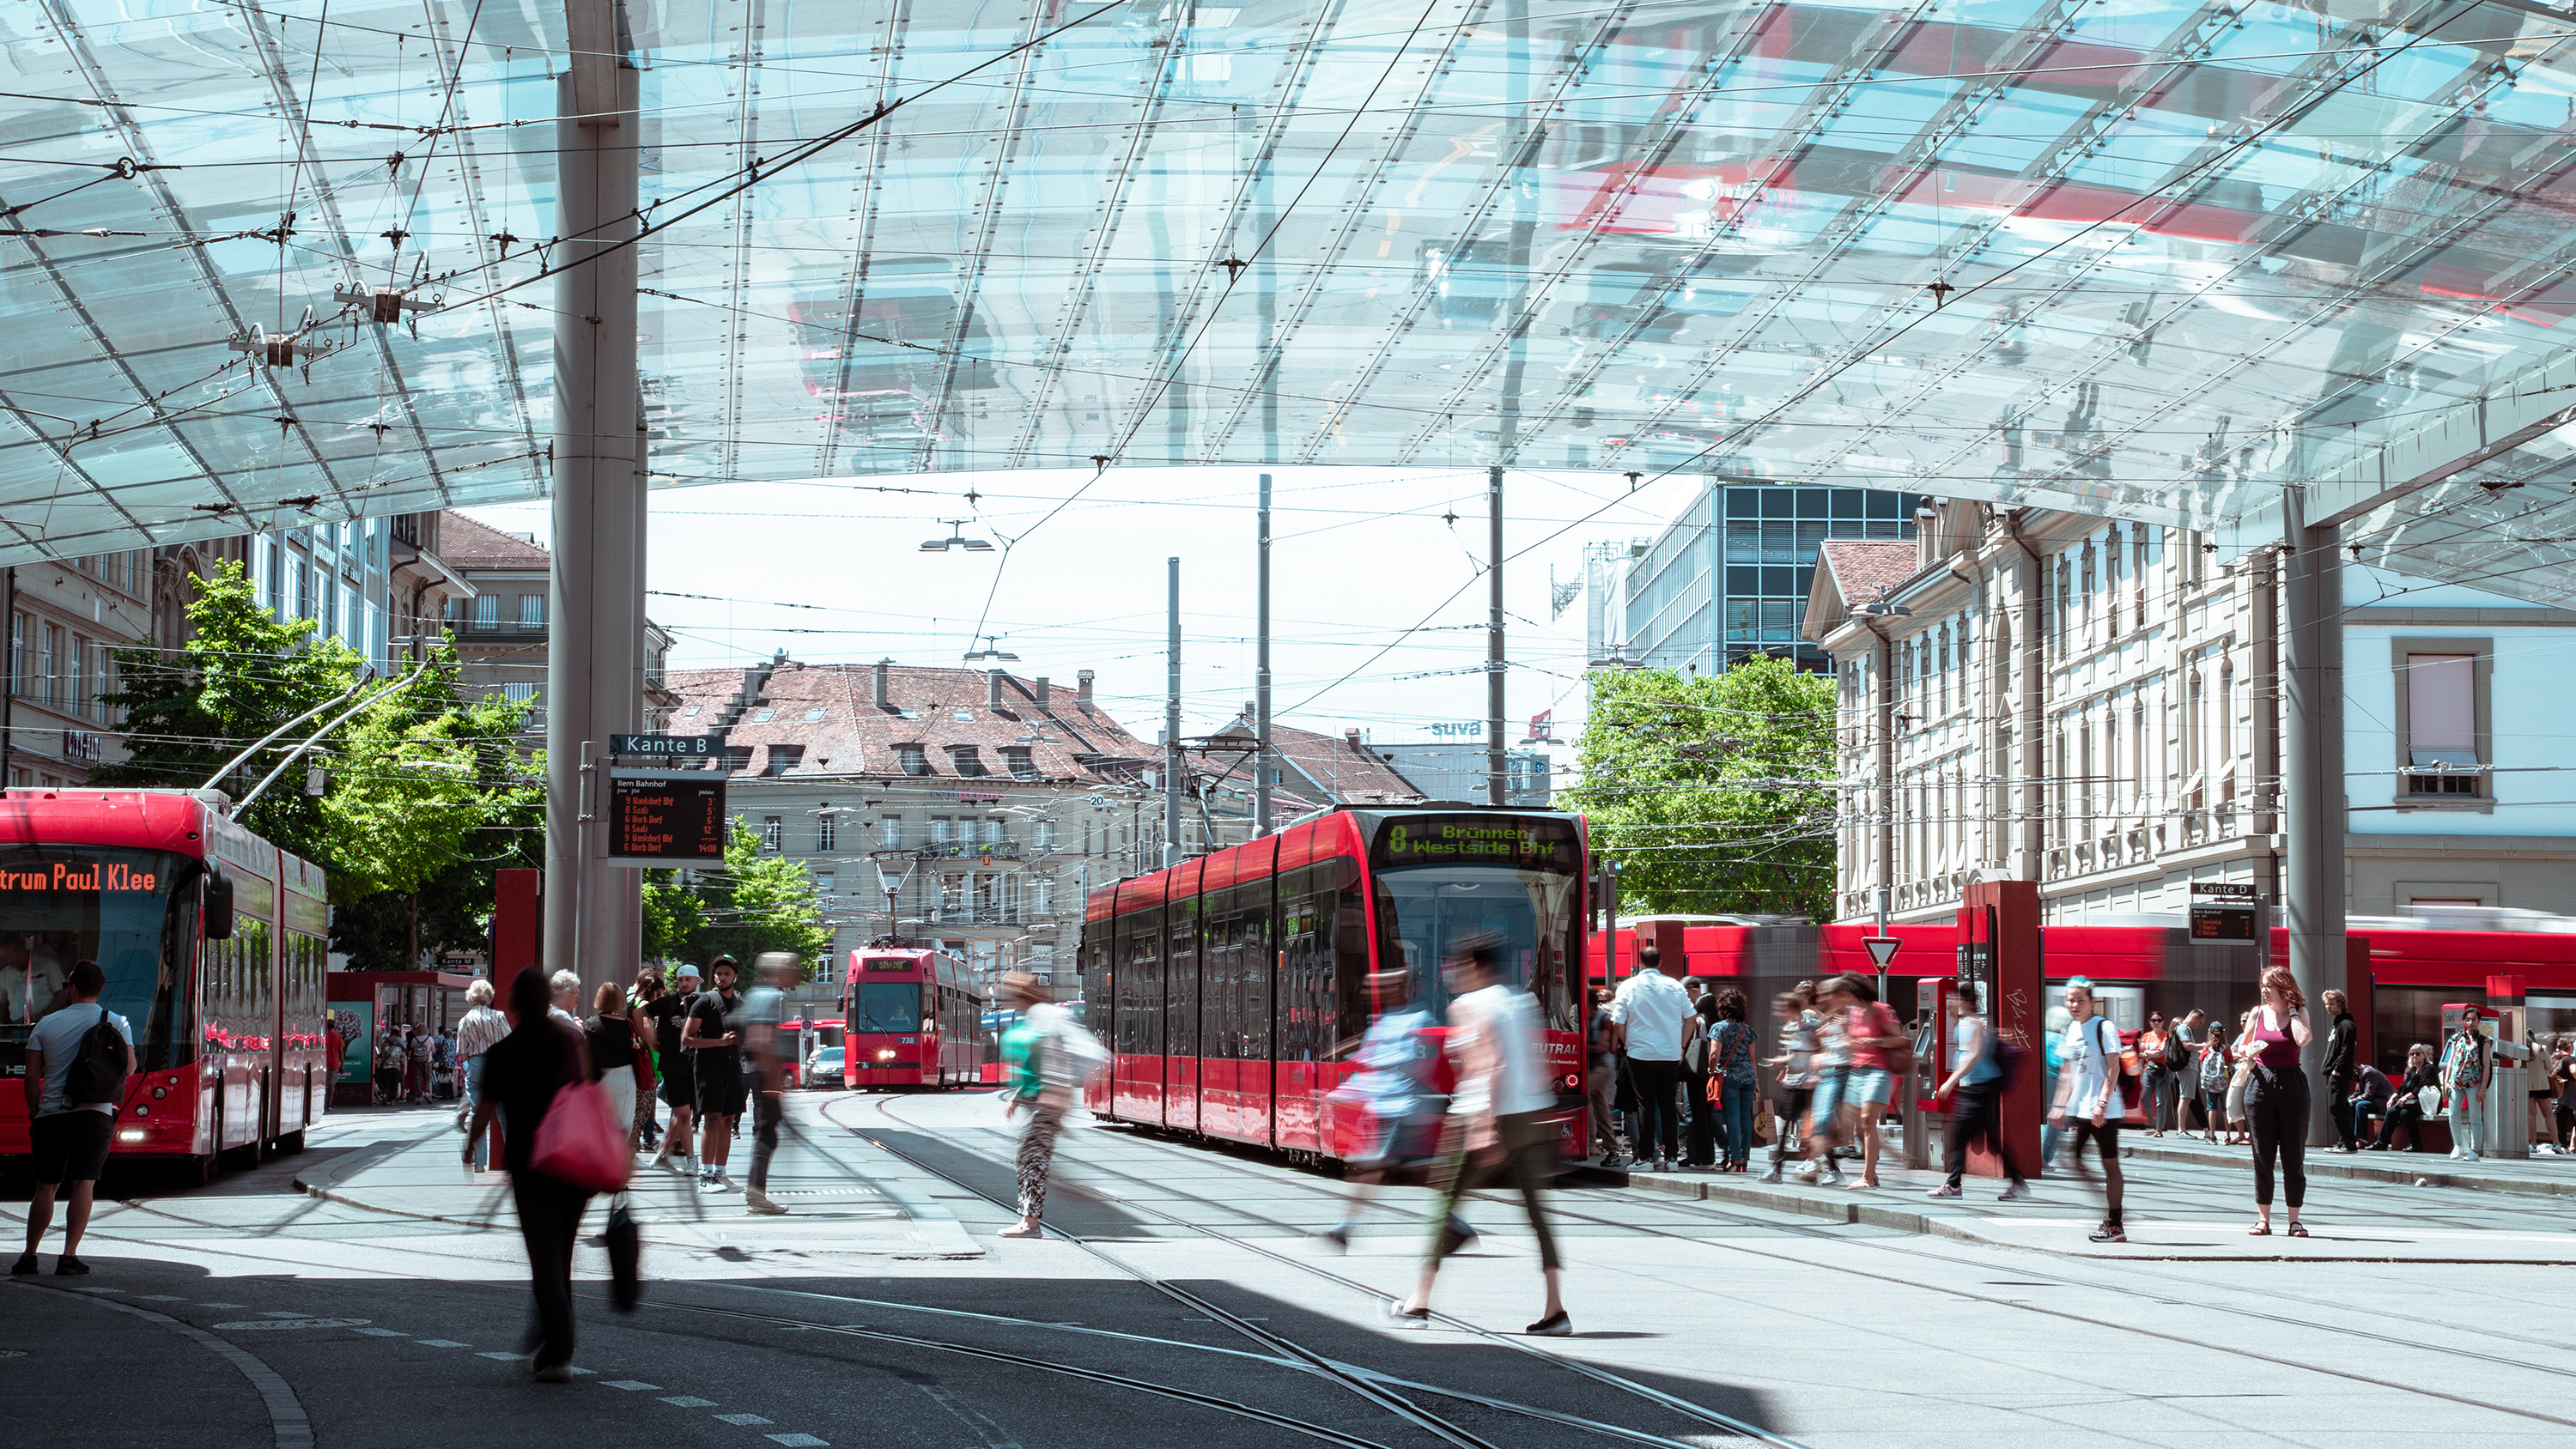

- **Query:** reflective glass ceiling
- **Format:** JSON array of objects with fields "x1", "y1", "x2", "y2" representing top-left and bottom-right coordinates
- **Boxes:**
[{"x1": 10, "y1": 0, "x2": 2576, "y2": 598}]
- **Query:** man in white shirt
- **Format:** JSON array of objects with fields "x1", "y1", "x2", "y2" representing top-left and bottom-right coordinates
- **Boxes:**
[
  {"x1": 1389, "y1": 932, "x2": 1570, "y2": 1337},
  {"x1": 13, "y1": 959, "x2": 135, "y2": 1277},
  {"x1": 1610, "y1": 943, "x2": 1692, "y2": 1172}
]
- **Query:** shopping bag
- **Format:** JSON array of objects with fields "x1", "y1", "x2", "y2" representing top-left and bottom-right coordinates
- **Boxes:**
[
  {"x1": 531, "y1": 1080, "x2": 631, "y2": 1193},
  {"x1": 605, "y1": 1201, "x2": 641, "y2": 1312}
]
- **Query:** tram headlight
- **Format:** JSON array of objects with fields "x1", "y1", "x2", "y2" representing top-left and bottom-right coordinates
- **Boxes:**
[
  {"x1": 117, "y1": 1130, "x2": 146, "y2": 1142},
  {"x1": 876, "y1": 1048, "x2": 896, "y2": 1061}
]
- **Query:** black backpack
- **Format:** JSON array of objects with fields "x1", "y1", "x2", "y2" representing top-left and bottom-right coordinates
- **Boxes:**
[{"x1": 64, "y1": 1004, "x2": 129, "y2": 1106}]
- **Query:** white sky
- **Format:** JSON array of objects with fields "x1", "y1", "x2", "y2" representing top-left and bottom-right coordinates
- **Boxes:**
[{"x1": 459, "y1": 463, "x2": 1702, "y2": 776}]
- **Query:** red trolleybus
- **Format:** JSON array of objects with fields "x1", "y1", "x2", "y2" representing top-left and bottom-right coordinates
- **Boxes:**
[
  {"x1": 839, "y1": 947, "x2": 984, "y2": 1088},
  {"x1": 1, "y1": 788, "x2": 330, "y2": 1184},
  {"x1": 1081, "y1": 805, "x2": 1589, "y2": 1165}
]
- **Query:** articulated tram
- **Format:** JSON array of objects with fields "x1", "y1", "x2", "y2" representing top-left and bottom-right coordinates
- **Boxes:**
[
  {"x1": 839, "y1": 947, "x2": 984, "y2": 1088},
  {"x1": 1080, "y1": 805, "x2": 1589, "y2": 1164}
]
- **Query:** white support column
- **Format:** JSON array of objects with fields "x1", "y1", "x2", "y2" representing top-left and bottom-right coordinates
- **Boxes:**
[
  {"x1": 2281, "y1": 489, "x2": 2346, "y2": 1148},
  {"x1": 544, "y1": 39, "x2": 642, "y2": 999}
]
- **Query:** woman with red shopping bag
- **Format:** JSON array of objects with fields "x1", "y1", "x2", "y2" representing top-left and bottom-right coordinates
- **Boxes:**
[{"x1": 464, "y1": 968, "x2": 612, "y2": 1380}]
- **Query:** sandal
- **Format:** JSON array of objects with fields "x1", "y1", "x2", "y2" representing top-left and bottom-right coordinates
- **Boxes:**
[
  {"x1": 2287, "y1": 1222, "x2": 2308, "y2": 1238},
  {"x1": 2248, "y1": 1223, "x2": 2271, "y2": 1236}
]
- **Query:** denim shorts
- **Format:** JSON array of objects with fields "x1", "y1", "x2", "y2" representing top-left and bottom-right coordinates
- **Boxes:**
[{"x1": 1844, "y1": 1066, "x2": 1895, "y2": 1107}]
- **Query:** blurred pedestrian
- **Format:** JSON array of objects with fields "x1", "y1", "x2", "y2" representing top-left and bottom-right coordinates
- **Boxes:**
[
  {"x1": 2239, "y1": 967, "x2": 2312, "y2": 1237},
  {"x1": 628, "y1": 972, "x2": 665, "y2": 1152},
  {"x1": 2196, "y1": 1022, "x2": 2230, "y2": 1144},
  {"x1": 740, "y1": 954, "x2": 798, "y2": 1217},
  {"x1": 2038, "y1": 1003, "x2": 2071, "y2": 1169},
  {"x1": 1817, "y1": 974, "x2": 1904, "y2": 1189},
  {"x1": 1390, "y1": 933, "x2": 1568, "y2": 1336},
  {"x1": 2322, "y1": 990, "x2": 2357, "y2": 1151},
  {"x1": 456, "y1": 979, "x2": 510, "y2": 1167},
  {"x1": 1322, "y1": 968, "x2": 1468, "y2": 1249},
  {"x1": 998, "y1": 973, "x2": 1080, "y2": 1237},
  {"x1": 1583, "y1": 985, "x2": 1624, "y2": 1167},
  {"x1": 2552, "y1": 1039, "x2": 2576, "y2": 1154},
  {"x1": 1682, "y1": 995, "x2": 1718, "y2": 1169},
  {"x1": 583, "y1": 983, "x2": 653, "y2": 1158},
  {"x1": 1706, "y1": 990, "x2": 1758, "y2": 1172},
  {"x1": 1929, "y1": 978, "x2": 2030, "y2": 1201},
  {"x1": 462, "y1": 968, "x2": 590, "y2": 1381},
  {"x1": 1609, "y1": 943, "x2": 1691, "y2": 1173},
  {"x1": 2049, "y1": 977, "x2": 2126, "y2": 1243},
  {"x1": 2439, "y1": 1014, "x2": 2492, "y2": 1161},
  {"x1": 645, "y1": 963, "x2": 701, "y2": 1176},
  {"x1": 2379, "y1": 1043, "x2": 2439, "y2": 1152},
  {"x1": 1761, "y1": 989, "x2": 1819, "y2": 1184}
]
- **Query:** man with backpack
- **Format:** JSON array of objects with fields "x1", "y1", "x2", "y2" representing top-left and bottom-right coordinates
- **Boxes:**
[
  {"x1": 1927, "y1": 979, "x2": 2031, "y2": 1201},
  {"x1": 2049, "y1": 977, "x2": 2128, "y2": 1243},
  {"x1": 12, "y1": 960, "x2": 135, "y2": 1276}
]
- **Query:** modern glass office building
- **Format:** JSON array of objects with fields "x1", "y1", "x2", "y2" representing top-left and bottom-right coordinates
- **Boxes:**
[{"x1": 1624, "y1": 483, "x2": 1923, "y2": 674}]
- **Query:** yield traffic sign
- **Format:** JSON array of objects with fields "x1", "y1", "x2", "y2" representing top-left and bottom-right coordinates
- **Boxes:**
[{"x1": 1861, "y1": 936, "x2": 1902, "y2": 968}]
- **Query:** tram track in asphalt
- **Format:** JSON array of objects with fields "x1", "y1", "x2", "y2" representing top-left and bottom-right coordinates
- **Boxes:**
[
  {"x1": 999, "y1": 1106, "x2": 2576, "y2": 1432},
  {"x1": 837, "y1": 1094, "x2": 1816, "y2": 1449}
]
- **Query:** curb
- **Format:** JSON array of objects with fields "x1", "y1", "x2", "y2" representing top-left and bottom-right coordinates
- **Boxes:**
[{"x1": 2117, "y1": 1140, "x2": 2576, "y2": 1199}]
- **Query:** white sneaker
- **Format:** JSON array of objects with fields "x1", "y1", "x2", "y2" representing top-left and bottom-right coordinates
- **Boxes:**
[{"x1": 707, "y1": 1172, "x2": 737, "y2": 1192}]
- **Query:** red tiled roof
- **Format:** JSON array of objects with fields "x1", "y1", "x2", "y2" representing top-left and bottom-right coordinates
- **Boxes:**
[
  {"x1": 1816, "y1": 541, "x2": 1918, "y2": 606},
  {"x1": 1192, "y1": 717, "x2": 1424, "y2": 804},
  {"x1": 438, "y1": 511, "x2": 551, "y2": 572},
  {"x1": 662, "y1": 660, "x2": 1153, "y2": 782}
]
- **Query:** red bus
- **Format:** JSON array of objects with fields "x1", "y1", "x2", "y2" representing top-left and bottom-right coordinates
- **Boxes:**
[
  {"x1": 1, "y1": 788, "x2": 330, "y2": 1184},
  {"x1": 839, "y1": 948, "x2": 983, "y2": 1088},
  {"x1": 1081, "y1": 805, "x2": 1589, "y2": 1165}
]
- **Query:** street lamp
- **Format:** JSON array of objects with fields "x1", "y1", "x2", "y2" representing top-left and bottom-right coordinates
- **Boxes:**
[{"x1": 920, "y1": 520, "x2": 995, "y2": 553}]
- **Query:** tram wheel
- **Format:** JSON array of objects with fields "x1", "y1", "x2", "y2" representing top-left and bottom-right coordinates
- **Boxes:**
[{"x1": 275, "y1": 1131, "x2": 305, "y2": 1155}]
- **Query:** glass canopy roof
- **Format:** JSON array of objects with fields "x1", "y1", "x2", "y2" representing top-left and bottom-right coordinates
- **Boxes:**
[{"x1": 9, "y1": 0, "x2": 2576, "y2": 597}]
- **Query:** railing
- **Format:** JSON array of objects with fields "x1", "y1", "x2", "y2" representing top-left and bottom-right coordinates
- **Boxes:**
[
  {"x1": 925, "y1": 840, "x2": 1021, "y2": 859},
  {"x1": 933, "y1": 905, "x2": 1028, "y2": 925}
]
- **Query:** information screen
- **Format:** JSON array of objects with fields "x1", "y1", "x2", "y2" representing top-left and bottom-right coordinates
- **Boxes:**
[
  {"x1": 607, "y1": 772, "x2": 726, "y2": 864},
  {"x1": 2189, "y1": 905, "x2": 2257, "y2": 941}
]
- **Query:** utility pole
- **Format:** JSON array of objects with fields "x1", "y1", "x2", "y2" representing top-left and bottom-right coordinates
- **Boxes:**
[
  {"x1": 1255, "y1": 474, "x2": 1273, "y2": 836},
  {"x1": 1164, "y1": 557, "x2": 1183, "y2": 867},
  {"x1": 1486, "y1": 465, "x2": 1506, "y2": 806},
  {"x1": 2282, "y1": 491, "x2": 2346, "y2": 1147},
  {"x1": 1, "y1": 566, "x2": 15, "y2": 789},
  {"x1": 543, "y1": 5, "x2": 644, "y2": 999}
]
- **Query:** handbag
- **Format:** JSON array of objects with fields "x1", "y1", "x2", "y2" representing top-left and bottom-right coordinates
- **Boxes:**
[
  {"x1": 605, "y1": 1201, "x2": 641, "y2": 1311},
  {"x1": 2417, "y1": 1085, "x2": 2443, "y2": 1118},
  {"x1": 531, "y1": 1080, "x2": 631, "y2": 1193}
]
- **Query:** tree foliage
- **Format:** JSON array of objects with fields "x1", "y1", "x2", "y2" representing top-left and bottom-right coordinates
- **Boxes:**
[
  {"x1": 1563, "y1": 657, "x2": 1838, "y2": 922},
  {"x1": 641, "y1": 820, "x2": 832, "y2": 979}
]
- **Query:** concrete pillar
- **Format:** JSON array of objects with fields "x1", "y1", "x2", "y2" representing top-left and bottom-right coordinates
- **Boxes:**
[
  {"x1": 543, "y1": 53, "x2": 643, "y2": 1000},
  {"x1": 1487, "y1": 465, "x2": 1505, "y2": 806},
  {"x1": 2281, "y1": 493, "x2": 2345, "y2": 1148}
]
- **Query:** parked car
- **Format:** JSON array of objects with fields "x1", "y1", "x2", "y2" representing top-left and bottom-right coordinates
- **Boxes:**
[{"x1": 804, "y1": 1047, "x2": 845, "y2": 1088}]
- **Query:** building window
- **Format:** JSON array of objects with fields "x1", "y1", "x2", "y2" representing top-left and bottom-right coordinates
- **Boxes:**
[
  {"x1": 929, "y1": 816, "x2": 952, "y2": 846},
  {"x1": 1034, "y1": 820, "x2": 1055, "y2": 852},
  {"x1": 949, "y1": 746, "x2": 988, "y2": 778},
  {"x1": 815, "y1": 870, "x2": 835, "y2": 896},
  {"x1": 981, "y1": 817, "x2": 1004, "y2": 846},
  {"x1": 2403, "y1": 648, "x2": 2482, "y2": 797},
  {"x1": 1001, "y1": 746, "x2": 1036, "y2": 779},
  {"x1": 817, "y1": 809, "x2": 835, "y2": 852},
  {"x1": 39, "y1": 624, "x2": 57, "y2": 705},
  {"x1": 878, "y1": 815, "x2": 902, "y2": 848},
  {"x1": 760, "y1": 815, "x2": 783, "y2": 852},
  {"x1": 519, "y1": 593, "x2": 546, "y2": 629},
  {"x1": 895, "y1": 743, "x2": 929, "y2": 775},
  {"x1": 473, "y1": 595, "x2": 499, "y2": 631},
  {"x1": 1033, "y1": 876, "x2": 1054, "y2": 915},
  {"x1": 504, "y1": 682, "x2": 538, "y2": 706},
  {"x1": 7, "y1": 613, "x2": 21, "y2": 696}
]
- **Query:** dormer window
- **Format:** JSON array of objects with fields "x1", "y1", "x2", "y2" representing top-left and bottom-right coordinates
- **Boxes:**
[
  {"x1": 1001, "y1": 746, "x2": 1036, "y2": 779},
  {"x1": 949, "y1": 746, "x2": 988, "y2": 778},
  {"x1": 895, "y1": 743, "x2": 929, "y2": 776},
  {"x1": 753, "y1": 708, "x2": 775, "y2": 723}
]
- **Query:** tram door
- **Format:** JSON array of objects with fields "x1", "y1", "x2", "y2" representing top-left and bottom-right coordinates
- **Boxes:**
[{"x1": 1166, "y1": 880, "x2": 1202, "y2": 1134}]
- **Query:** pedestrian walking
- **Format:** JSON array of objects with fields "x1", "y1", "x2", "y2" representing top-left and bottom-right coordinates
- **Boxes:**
[
  {"x1": 2527, "y1": 1034, "x2": 2561, "y2": 1153},
  {"x1": 1929, "y1": 979, "x2": 2031, "y2": 1200},
  {"x1": 1321, "y1": 967, "x2": 1472, "y2": 1249},
  {"x1": 1583, "y1": 986, "x2": 1625, "y2": 1167},
  {"x1": 645, "y1": 963, "x2": 701, "y2": 1175},
  {"x1": 2049, "y1": 977, "x2": 2127, "y2": 1244},
  {"x1": 2439, "y1": 1014, "x2": 2492, "y2": 1160},
  {"x1": 2239, "y1": 967, "x2": 2312, "y2": 1237},
  {"x1": 2345, "y1": 1062, "x2": 2392, "y2": 1149},
  {"x1": 628, "y1": 972, "x2": 665, "y2": 1151},
  {"x1": 1815, "y1": 974, "x2": 1904, "y2": 1189},
  {"x1": 1389, "y1": 933, "x2": 1569, "y2": 1337},
  {"x1": 999, "y1": 972, "x2": 1095, "y2": 1237},
  {"x1": 583, "y1": 983, "x2": 653, "y2": 1157},
  {"x1": 2196, "y1": 1022, "x2": 2230, "y2": 1143},
  {"x1": 406, "y1": 1023, "x2": 433, "y2": 1103},
  {"x1": 1608, "y1": 943, "x2": 1692, "y2": 1172},
  {"x1": 2322, "y1": 990, "x2": 2358, "y2": 1151},
  {"x1": 374, "y1": 1028, "x2": 403, "y2": 1106},
  {"x1": 2553, "y1": 1040, "x2": 2576, "y2": 1154},
  {"x1": 2379, "y1": 1044, "x2": 2439, "y2": 1151},
  {"x1": 1705, "y1": 991, "x2": 1759, "y2": 1172},
  {"x1": 11, "y1": 960, "x2": 134, "y2": 1277},
  {"x1": 323, "y1": 1014, "x2": 346, "y2": 1106},
  {"x1": 456, "y1": 979, "x2": 510, "y2": 1169},
  {"x1": 740, "y1": 953, "x2": 798, "y2": 1217},
  {"x1": 1682, "y1": 995, "x2": 1718, "y2": 1169},
  {"x1": 462, "y1": 968, "x2": 591, "y2": 1382},
  {"x1": 681, "y1": 957, "x2": 748, "y2": 1191},
  {"x1": 1761, "y1": 989, "x2": 1820, "y2": 1184}
]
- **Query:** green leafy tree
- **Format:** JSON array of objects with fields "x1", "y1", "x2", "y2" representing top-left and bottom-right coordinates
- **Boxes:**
[
  {"x1": 1564, "y1": 657, "x2": 1838, "y2": 921},
  {"x1": 641, "y1": 821, "x2": 832, "y2": 979}
]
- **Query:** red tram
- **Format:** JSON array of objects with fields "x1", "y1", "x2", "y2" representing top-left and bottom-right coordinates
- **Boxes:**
[
  {"x1": 1080, "y1": 805, "x2": 1589, "y2": 1163},
  {"x1": 839, "y1": 947, "x2": 984, "y2": 1088},
  {"x1": 1, "y1": 788, "x2": 330, "y2": 1183}
]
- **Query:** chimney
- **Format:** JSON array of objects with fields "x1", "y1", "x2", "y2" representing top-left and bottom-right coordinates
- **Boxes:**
[
  {"x1": 1915, "y1": 505, "x2": 1939, "y2": 570},
  {"x1": 872, "y1": 658, "x2": 890, "y2": 709},
  {"x1": 1035, "y1": 676, "x2": 1050, "y2": 708},
  {"x1": 1345, "y1": 727, "x2": 1363, "y2": 754},
  {"x1": 987, "y1": 670, "x2": 1004, "y2": 711},
  {"x1": 1076, "y1": 669, "x2": 1095, "y2": 713},
  {"x1": 1243, "y1": 699, "x2": 1256, "y2": 724}
]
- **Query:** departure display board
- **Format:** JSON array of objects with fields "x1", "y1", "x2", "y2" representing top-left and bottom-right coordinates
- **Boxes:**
[
  {"x1": 2188, "y1": 882, "x2": 2259, "y2": 941},
  {"x1": 1368, "y1": 814, "x2": 1579, "y2": 872},
  {"x1": 607, "y1": 771, "x2": 726, "y2": 865}
]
